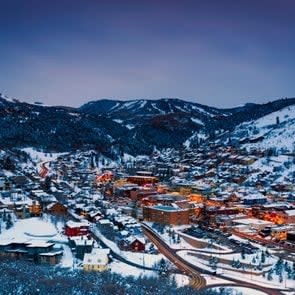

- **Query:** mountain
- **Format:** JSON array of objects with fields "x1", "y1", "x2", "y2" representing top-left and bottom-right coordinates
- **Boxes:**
[
  {"x1": 228, "y1": 104, "x2": 295, "y2": 153},
  {"x1": 0, "y1": 94, "x2": 130, "y2": 154},
  {"x1": 0, "y1": 93, "x2": 294, "y2": 155}
]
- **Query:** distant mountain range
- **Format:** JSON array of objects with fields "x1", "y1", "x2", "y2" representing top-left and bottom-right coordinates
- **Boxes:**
[{"x1": 0, "y1": 94, "x2": 294, "y2": 155}]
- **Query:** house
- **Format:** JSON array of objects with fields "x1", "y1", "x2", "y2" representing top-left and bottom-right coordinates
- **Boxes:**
[
  {"x1": 0, "y1": 239, "x2": 30, "y2": 259},
  {"x1": 47, "y1": 202, "x2": 67, "y2": 215},
  {"x1": 69, "y1": 236, "x2": 94, "y2": 260},
  {"x1": 0, "y1": 239, "x2": 64, "y2": 264},
  {"x1": 83, "y1": 248, "x2": 110, "y2": 272},
  {"x1": 243, "y1": 195, "x2": 267, "y2": 206},
  {"x1": 118, "y1": 236, "x2": 145, "y2": 252},
  {"x1": 127, "y1": 175, "x2": 158, "y2": 186},
  {"x1": 270, "y1": 225, "x2": 295, "y2": 241},
  {"x1": 15, "y1": 205, "x2": 31, "y2": 219},
  {"x1": 39, "y1": 250, "x2": 63, "y2": 265},
  {"x1": 26, "y1": 240, "x2": 55, "y2": 262},
  {"x1": 29, "y1": 200, "x2": 42, "y2": 217},
  {"x1": 280, "y1": 209, "x2": 295, "y2": 224},
  {"x1": 65, "y1": 220, "x2": 90, "y2": 237}
]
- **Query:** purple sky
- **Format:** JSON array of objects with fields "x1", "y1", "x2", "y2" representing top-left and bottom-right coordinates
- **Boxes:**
[{"x1": 0, "y1": 0, "x2": 295, "y2": 107}]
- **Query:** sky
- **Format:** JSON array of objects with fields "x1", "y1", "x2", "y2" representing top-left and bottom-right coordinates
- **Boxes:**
[{"x1": 0, "y1": 0, "x2": 295, "y2": 108}]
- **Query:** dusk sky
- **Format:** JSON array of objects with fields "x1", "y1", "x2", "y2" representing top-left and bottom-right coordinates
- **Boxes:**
[{"x1": 1, "y1": 0, "x2": 295, "y2": 107}]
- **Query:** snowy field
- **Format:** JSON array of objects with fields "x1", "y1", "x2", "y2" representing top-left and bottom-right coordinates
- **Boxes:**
[{"x1": 0, "y1": 216, "x2": 73, "y2": 268}]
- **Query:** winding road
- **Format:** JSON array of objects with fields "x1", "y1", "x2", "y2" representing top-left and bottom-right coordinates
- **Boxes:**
[
  {"x1": 142, "y1": 223, "x2": 290, "y2": 294},
  {"x1": 40, "y1": 161, "x2": 49, "y2": 178},
  {"x1": 142, "y1": 224, "x2": 206, "y2": 289}
]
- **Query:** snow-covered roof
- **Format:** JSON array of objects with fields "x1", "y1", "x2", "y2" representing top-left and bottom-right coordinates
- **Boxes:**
[
  {"x1": 66, "y1": 220, "x2": 89, "y2": 228},
  {"x1": 284, "y1": 209, "x2": 295, "y2": 216},
  {"x1": 26, "y1": 240, "x2": 55, "y2": 248},
  {"x1": 83, "y1": 248, "x2": 110, "y2": 266}
]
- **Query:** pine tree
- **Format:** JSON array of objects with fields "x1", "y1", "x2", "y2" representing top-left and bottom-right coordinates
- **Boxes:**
[
  {"x1": 261, "y1": 251, "x2": 266, "y2": 264},
  {"x1": 241, "y1": 249, "x2": 246, "y2": 260},
  {"x1": 6, "y1": 214, "x2": 13, "y2": 229},
  {"x1": 267, "y1": 269, "x2": 273, "y2": 281}
]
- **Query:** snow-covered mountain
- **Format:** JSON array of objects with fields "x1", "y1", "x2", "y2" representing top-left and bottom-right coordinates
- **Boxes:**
[
  {"x1": 0, "y1": 93, "x2": 294, "y2": 155},
  {"x1": 231, "y1": 105, "x2": 295, "y2": 153}
]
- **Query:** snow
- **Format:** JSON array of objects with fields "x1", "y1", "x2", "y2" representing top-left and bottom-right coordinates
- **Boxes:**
[
  {"x1": 117, "y1": 100, "x2": 138, "y2": 110},
  {"x1": 254, "y1": 106, "x2": 295, "y2": 128},
  {"x1": 235, "y1": 105, "x2": 295, "y2": 152},
  {"x1": 113, "y1": 119, "x2": 123, "y2": 124},
  {"x1": 184, "y1": 131, "x2": 208, "y2": 148},
  {"x1": 151, "y1": 103, "x2": 165, "y2": 114},
  {"x1": 21, "y1": 148, "x2": 67, "y2": 163},
  {"x1": 177, "y1": 250, "x2": 290, "y2": 290},
  {"x1": 91, "y1": 227, "x2": 164, "y2": 268},
  {"x1": 123, "y1": 153, "x2": 135, "y2": 162},
  {"x1": 0, "y1": 217, "x2": 74, "y2": 267},
  {"x1": 138, "y1": 100, "x2": 147, "y2": 109},
  {"x1": 110, "y1": 102, "x2": 120, "y2": 110},
  {"x1": 110, "y1": 260, "x2": 157, "y2": 278},
  {"x1": 174, "y1": 105, "x2": 187, "y2": 112},
  {"x1": 126, "y1": 124, "x2": 135, "y2": 130},
  {"x1": 0, "y1": 217, "x2": 57, "y2": 239},
  {"x1": 173, "y1": 274, "x2": 190, "y2": 287},
  {"x1": 191, "y1": 105, "x2": 214, "y2": 116},
  {"x1": 203, "y1": 274, "x2": 232, "y2": 286},
  {"x1": 213, "y1": 287, "x2": 268, "y2": 295},
  {"x1": 191, "y1": 117, "x2": 204, "y2": 126},
  {"x1": 60, "y1": 244, "x2": 74, "y2": 268}
]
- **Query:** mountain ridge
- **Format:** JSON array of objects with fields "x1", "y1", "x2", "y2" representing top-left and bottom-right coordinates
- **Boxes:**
[{"x1": 0, "y1": 93, "x2": 294, "y2": 156}]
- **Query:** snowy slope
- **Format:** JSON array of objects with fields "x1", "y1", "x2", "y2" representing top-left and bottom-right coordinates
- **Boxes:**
[{"x1": 233, "y1": 105, "x2": 295, "y2": 152}]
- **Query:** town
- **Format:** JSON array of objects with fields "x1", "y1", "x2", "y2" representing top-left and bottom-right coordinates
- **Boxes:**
[{"x1": 0, "y1": 141, "x2": 294, "y2": 295}]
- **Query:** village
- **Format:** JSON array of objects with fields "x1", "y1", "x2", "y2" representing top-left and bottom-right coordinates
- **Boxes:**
[{"x1": 0, "y1": 144, "x2": 294, "y2": 293}]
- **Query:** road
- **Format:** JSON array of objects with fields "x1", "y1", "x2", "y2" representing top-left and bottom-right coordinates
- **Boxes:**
[
  {"x1": 142, "y1": 224, "x2": 206, "y2": 289},
  {"x1": 142, "y1": 223, "x2": 288, "y2": 295},
  {"x1": 90, "y1": 227, "x2": 158, "y2": 272},
  {"x1": 40, "y1": 161, "x2": 49, "y2": 178},
  {"x1": 233, "y1": 230, "x2": 295, "y2": 253}
]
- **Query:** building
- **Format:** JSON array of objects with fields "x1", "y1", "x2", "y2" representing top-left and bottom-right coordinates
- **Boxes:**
[
  {"x1": 65, "y1": 220, "x2": 90, "y2": 237},
  {"x1": 47, "y1": 202, "x2": 67, "y2": 215},
  {"x1": 279, "y1": 209, "x2": 295, "y2": 224},
  {"x1": 232, "y1": 218, "x2": 273, "y2": 231},
  {"x1": 69, "y1": 236, "x2": 94, "y2": 259},
  {"x1": 143, "y1": 205, "x2": 190, "y2": 225},
  {"x1": 243, "y1": 195, "x2": 267, "y2": 206},
  {"x1": 270, "y1": 225, "x2": 295, "y2": 241},
  {"x1": 83, "y1": 248, "x2": 110, "y2": 272},
  {"x1": 127, "y1": 175, "x2": 158, "y2": 186},
  {"x1": 39, "y1": 250, "x2": 63, "y2": 265},
  {"x1": 29, "y1": 201, "x2": 42, "y2": 217},
  {"x1": 118, "y1": 236, "x2": 145, "y2": 252},
  {"x1": 0, "y1": 239, "x2": 63, "y2": 265}
]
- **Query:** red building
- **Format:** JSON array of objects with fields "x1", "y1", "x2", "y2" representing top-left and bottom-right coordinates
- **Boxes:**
[
  {"x1": 65, "y1": 220, "x2": 89, "y2": 237},
  {"x1": 119, "y1": 236, "x2": 145, "y2": 252},
  {"x1": 143, "y1": 205, "x2": 190, "y2": 225},
  {"x1": 127, "y1": 175, "x2": 158, "y2": 186}
]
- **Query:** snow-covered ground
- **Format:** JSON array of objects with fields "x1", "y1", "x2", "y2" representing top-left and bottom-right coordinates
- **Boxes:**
[
  {"x1": 92, "y1": 227, "x2": 165, "y2": 268},
  {"x1": 249, "y1": 155, "x2": 294, "y2": 183},
  {"x1": 0, "y1": 216, "x2": 73, "y2": 268},
  {"x1": 21, "y1": 147, "x2": 68, "y2": 163},
  {"x1": 110, "y1": 259, "x2": 157, "y2": 278},
  {"x1": 213, "y1": 287, "x2": 268, "y2": 295},
  {"x1": 178, "y1": 250, "x2": 293, "y2": 291},
  {"x1": 234, "y1": 105, "x2": 295, "y2": 152},
  {"x1": 0, "y1": 217, "x2": 65, "y2": 241}
]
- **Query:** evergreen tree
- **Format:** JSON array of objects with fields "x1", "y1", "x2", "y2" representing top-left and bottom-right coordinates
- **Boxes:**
[
  {"x1": 261, "y1": 251, "x2": 266, "y2": 264},
  {"x1": 241, "y1": 249, "x2": 246, "y2": 260},
  {"x1": 6, "y1": 214, "x2": 13, "y2": 229},
  {"x1": 267, "y1": 269, "x2": 273, "y2": 281}
]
